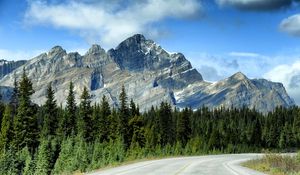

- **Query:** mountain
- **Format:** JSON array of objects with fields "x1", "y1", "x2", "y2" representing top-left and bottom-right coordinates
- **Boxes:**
[
  {"x1": 0, "y1": 59, "x2": 27, "y2": 78},
  {"x1": 0, "y1": 34, "x2": 294, "y2": 112}
]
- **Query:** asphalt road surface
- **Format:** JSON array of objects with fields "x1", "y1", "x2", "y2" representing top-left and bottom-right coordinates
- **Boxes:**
[{"x1": 87, "y1": 154, "x2": 266, "y2": 175}]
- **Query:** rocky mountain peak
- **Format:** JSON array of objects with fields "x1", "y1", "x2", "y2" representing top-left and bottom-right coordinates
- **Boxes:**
[
  {"x1": 230, "y1": 72, "x2": 248, "y2": 81},
  {"x1": 86, "y1": 44, "x2": 105, "y2": 55},
  {"x1": 114, "y1": 34, "x2": 147, "y2": 51},
  {"x1": 48, "y1": 46, "x2": 67, "y2": 58}
]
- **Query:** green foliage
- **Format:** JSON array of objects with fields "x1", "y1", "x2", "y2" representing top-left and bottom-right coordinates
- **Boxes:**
[
  {"x1": 53, "y1": 137, "x2": 75, "y2": 174},
  {"x1": 95, "y1": 96, "x2": 111, "y2": 142},
  {"x1": 12, "y1": 69, "x2": 38, "y2": 153},
  {"x1": 78, "y1": 87, "x2": 93, "y2": 141},
  {"x1": 34, "y1": 139, "x2": 51, "y2": 175},
  {"x1": 10, "y1": 74, "x2": 19, "y2": 115},
  {"x1": 0, "y1": 149, "x2": 19, "y2": 175},
  {"x1": 158, "y1": 102, "x2": 174, "y2": 146},
  {"x1": 0, "y1": 105, "x2": 13, "y2": 152},
  {"x1": 119, "y1": 85, "x2": 130, "y2": 148},
  {"x1": 41, "y1": 83, "x2": 58, "y2": 137},
  {"x1": 3, "y1": 79, "x2": 300, "y2": 174},
  {"x1": 19, "y1": 147, "x2": 35, "y2": 175},
  {"x1": 244, "y1": 153, "x2": 300, "y2": 175},
  {"x1": 176, "y1": 108, "x2": 191, "y2": 146},
  {"x1": 65, "y1": 81, "x2": 76, "y2": 137}
]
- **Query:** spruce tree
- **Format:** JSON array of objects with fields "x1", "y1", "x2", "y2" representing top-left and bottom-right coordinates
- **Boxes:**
[
  {"x1": 130, "y1": 99, "x2": 139, "y2": 117},
  {"x1": 0, "y1": 98, "x2": 4, "y2": 128},
  {"x1": 158, "y1": 102, "x2": 174, "y2": 146},
  {"x1": 293, "y1": 109, "x2": 300, "y2": 146},
  {"x1": 34, "y1": 139, "x2": 51, "y2": 175},
  {"x1": 98, "y1": 95, "x2": 111, "y2": 142},
  {"x1": 128, "y1": 115, "x2": 145, "y2": 147},
  {"x1": 0, "y1": 105, "x2": 13, "y2": 152},
  {"x1": 176, "y1": 108, "x2": 191, "y2": 146},
  {"x1": 65, "y1": 81, "x2": 76, "y2": 136},
  {"x1": 41, "y1": 83, "x2": 58, "y2": 137},
  {"x1": 78, "y1": 86, "x2": 92, "y2": 141},
  {"x1": 13, "y1": 69, "x2": 38, "y2": 152},
  {"x1": 107, "y1": 109, "x2": 119, "y2": 141},
  {"x1": 10, "y1": 73, "x2": 19, "y2": 115},
  {"x1": 119, "y1": 85, "x2": 130, "y2": 148}
]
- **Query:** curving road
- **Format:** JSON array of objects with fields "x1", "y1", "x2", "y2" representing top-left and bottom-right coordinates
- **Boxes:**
[{"x1": 87, "y1": 154, "x2": 266, "y2": 175}]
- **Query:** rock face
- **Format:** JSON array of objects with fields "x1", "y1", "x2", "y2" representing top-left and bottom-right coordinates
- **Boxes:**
[
  {"x1": 0, "y1": 34, "x2": 295, "y2": 113},
  {"x1": 0, "y1": 59, "x2": 27, "y2": 79}
]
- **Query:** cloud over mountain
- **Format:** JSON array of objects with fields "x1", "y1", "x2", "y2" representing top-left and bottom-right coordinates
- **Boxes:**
[
  {"x1": 24, "y1": 0, "x2": 202, "y2": 48},
  {"x1": 264, "y1": 61, "x2": 300, "y2": 105}
]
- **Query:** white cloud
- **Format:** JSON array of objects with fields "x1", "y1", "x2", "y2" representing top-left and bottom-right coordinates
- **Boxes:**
[
  {"x1": 0, "y1": 49, "x2": 45, "y2": 60},
  {"x1": 264, "y1": 61, "x2": 300, "y2": 105},
  {"x1": 280, "y1": 14, "x2": 300, "y2": 37},
  {"x1": 229, "y1": 51, "x2": 262, "y2": 57},
  {"x1": 24, "y1": 0, "x2": 202, "y2": 48}
]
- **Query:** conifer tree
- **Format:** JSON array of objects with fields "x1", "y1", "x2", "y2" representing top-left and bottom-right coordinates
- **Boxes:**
[
  {"x1": 130, "y1": 99, "x2": 139, "y2": 117},
  {"x1": 293, "y1": 109, "x2": 300, "y2": 145},
  {"x1": 159, "y1": 102, "x2": 174, "y2": 146},
  {"x1": 13, "y1": 69, "x2": 38, "y2": 152},
  {"x1": 176, "y1": 108, "x2": 191, "y2": 146},
  {"x1": 10, "y1": 73, "x2": 19, "y2": 115},
  {"x1": 41, "y1": 83, "x2": 58, "y2": 137},
  {"x1": 108, "y1": 109, "x2": 119, "y2": 141},
  {"x1": 0, "y1": 105, "x2": 13, "y2": 152},
  {"x1": 119, "y1": 85, "x2": 130, "y2": 148},
  {"x1": 0, "y1": 97, "x2": 4, "y2": 128},
  {"x1": 98, "y1": 95, "x2": 111, "y2": 142},
  {"x1": 65, "y1": 81, "x2": 76, "y2": 136},
  {"x1": 34, "y1": 139, "x2": 51, "y2": 175},
  {"x1": 78, "y1": 86, "x2": 92, "y2": 141},
  {"x1": 129, "y1": 115, "x2": 145, "y2": 147}
]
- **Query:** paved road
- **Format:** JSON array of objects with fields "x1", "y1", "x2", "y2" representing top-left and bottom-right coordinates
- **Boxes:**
[{"x1": 87, "y1": 154, "x2": 266, "y2": 175}]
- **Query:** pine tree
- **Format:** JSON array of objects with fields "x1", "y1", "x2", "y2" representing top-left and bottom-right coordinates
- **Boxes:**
[
  {"x1": 78, "y1": 87, "x2": 92, "y2": 141},
  {"x1": 41, "y1": 83, "x2": 58, "y2": 137},
  {"x1": 0, "y1": 98, "x2": 4, "y2": 129},
  {"x1": 53, "y1": 137, "x2": 75, "y2": 174},
  {"x1": 130, "y1": 99, "x2": 139, "y2": 117},
  {"x1": 158, "y1": 102, "x2": 174, "y2": 146},
  {"x1": 10, "y1": 73, "x2": 19, "y2": 115},
  {"x1": 34, "y1": 139, "x2": 51, "y2": 175},
  {"x1": 176, "y1": 108, "x2": 191, "y2": 146},
  {"x1": 107, "y1": 109, "x2": 119, "y2": 141},
  {"x1": 98, "y1": 95, "x2": 111, "y2": 142},
  {"x1": 119, "y1": 85, "x2": 130, "y2": 148},
  {"x1": 13, "y1": 69, "x2": 38, "y2": 152},
  {"x1": 129, "y1": 115, "x2": 145, "y2": 147},
  {"x1": 0, "y1": 148, "x2": 19, "y2": 174},
  {"x1": 293, "y1": 109, "x2": 300, "y2": 146},
  {"x1": 0, "y1": 105, "x2": 13, "y2": 152},
  {"x1": 65, "y1": 81, "x2": 76, "y2": 136}
]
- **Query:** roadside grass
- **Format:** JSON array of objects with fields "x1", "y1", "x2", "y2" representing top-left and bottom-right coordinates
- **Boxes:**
[{"x1": 243, "y1": 153, "x2": 300, "y2": 175}]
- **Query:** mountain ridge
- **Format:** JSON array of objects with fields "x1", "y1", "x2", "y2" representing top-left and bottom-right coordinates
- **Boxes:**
[{"x1": 0, "y1": 34, "x2": 294, "y2": 112}]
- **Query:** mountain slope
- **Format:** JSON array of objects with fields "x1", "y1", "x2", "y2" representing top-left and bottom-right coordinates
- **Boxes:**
[
  {"x1": 0, "y1": 59, "x2": 27, "y2": 79},
  {"x1": 0, "y1": 34, "x2": 294, "y2": 112}
]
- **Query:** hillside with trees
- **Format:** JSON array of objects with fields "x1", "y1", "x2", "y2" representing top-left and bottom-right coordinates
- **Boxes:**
[{"x1": 0, "y1": 70, "x2": 299, "y2": 174}]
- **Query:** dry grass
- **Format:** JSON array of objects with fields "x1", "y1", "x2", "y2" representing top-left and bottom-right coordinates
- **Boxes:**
[{"x1": 243, "y1": 154, "x2": 300, "y2": 175}]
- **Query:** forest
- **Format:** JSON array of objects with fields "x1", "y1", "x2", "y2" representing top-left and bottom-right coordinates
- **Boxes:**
[{"x1": 0, "y1": 69, "x2": 299, "y2": 174}]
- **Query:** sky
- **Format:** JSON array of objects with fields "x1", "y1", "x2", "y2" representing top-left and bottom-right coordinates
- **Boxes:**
[{"x1": 0, "y1": 0, "x2": 300, "y2": 104}]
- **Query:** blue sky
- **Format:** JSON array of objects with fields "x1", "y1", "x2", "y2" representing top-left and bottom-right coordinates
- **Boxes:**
[{"x1": 0, "y1": 0, "x2": 300, "y2": 104}]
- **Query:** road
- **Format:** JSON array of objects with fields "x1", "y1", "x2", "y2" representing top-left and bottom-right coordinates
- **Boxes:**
[{"x1": 87, "y1": 154, "x2": 266, "y2": 175}]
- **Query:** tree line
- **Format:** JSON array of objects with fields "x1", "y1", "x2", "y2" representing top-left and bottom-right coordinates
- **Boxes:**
[{"x1": 0, "y1": 69, "x2": 299, "y2": 174}]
